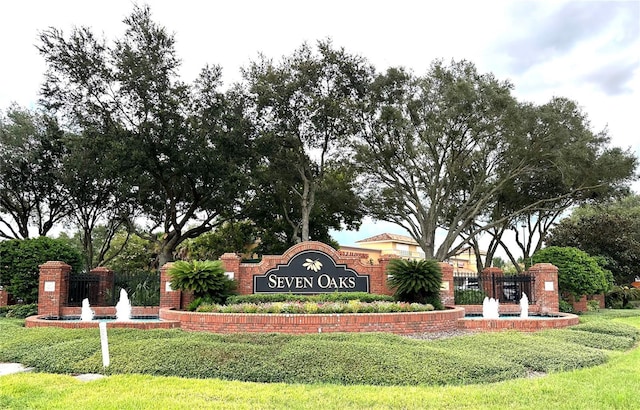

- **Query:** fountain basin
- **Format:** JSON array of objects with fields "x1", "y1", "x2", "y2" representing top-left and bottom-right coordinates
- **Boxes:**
[
  {"x1": 458, "y1": 312, "x2": 579, "y2": 332},
  {"x1": 25, "y1": 314, "x2": 180, "y2": 329}
]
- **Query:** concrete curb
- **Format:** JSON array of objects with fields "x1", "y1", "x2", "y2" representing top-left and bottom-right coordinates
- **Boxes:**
[{"x1": 1, "y1": 363, "x2": 106, "y2": 382}]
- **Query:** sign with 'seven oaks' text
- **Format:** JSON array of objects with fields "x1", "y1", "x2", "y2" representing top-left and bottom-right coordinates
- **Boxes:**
[{"x1": 254, "y1": 250, "x2": 369, "y2": 293}]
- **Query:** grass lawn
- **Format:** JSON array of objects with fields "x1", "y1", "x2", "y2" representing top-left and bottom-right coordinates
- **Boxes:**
[{"x1": 1, "y1": 311, "x2": 639, "y2": 409}]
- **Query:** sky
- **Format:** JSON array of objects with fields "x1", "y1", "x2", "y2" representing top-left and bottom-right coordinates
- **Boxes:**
[{"x1": 1, "y1": 0, "x2": 638, "y2": 250}]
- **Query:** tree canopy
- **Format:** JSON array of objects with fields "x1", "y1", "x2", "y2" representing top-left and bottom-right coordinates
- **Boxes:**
[
  {"x1": 0, "y1": 4, "x2": 635, "y2": 272},
  {"x1": 531, "y1": 246, "x2": 613, "y2": 298},
  {"x1": 546, "y1": 195, "x2": 640, "y2": 285},
  {"x1": 0, "y1": 105, "x2": 70, "y2": 239},
  {"x1": 243, "y1": 39, "x2": 372, "y2": 244},
  {"x1": 38, "y1": 5, "x2": 253, "y2": 266},
  {"x1": 356, "y1": 61, "x2": 636, "y2": 261}
]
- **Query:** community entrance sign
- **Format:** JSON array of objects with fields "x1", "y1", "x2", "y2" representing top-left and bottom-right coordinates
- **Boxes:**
[{"x1": 254, "y1": 250, "x2": 370, "y2": 293}]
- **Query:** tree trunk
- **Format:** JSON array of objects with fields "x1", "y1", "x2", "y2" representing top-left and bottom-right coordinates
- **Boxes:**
[{"x1": 300, "y1": 177, "x2": 315, "y2": 242}]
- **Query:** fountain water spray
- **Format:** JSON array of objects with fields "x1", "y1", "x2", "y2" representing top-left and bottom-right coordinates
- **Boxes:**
[
  {"x1": 520, "y1": 293, "x2": 529, "y2": 318},
  {"x1": 115, "y1": 289, "x2": 132, "y2": 321},
  {"x1": 482, "y1": 297, "x2": 500, "y2": 319},
  {"x1": 80, "y1": 298, "x2": 94, "y2": 321}
]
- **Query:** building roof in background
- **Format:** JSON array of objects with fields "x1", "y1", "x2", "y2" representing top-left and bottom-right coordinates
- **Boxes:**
[{"x1": 356, "y1": 233, "x2": 419, "y2": 245}]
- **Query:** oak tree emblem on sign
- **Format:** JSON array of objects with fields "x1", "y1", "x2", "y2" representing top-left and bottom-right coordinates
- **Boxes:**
[{"x1": 303, "y1": 259, "x2": 322, "y2": 272}]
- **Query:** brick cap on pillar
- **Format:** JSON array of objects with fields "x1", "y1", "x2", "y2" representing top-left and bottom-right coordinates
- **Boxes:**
[
  {"x1": 38, "y1": 261, "x2": 71, "y2": 269},
  {"x1": 530, "y1": 263, "x2": 557, "y2": 269},
  {"x1": 220, "y1": 253, "x2": 241, "y2": 260},
  {"x1": 378, "y1": 254, "x2": 400, "y2": 262}
]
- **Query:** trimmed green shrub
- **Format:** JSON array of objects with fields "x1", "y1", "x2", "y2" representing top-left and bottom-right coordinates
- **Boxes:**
[
  {"x1": 570, "y1": 321, "x2": 640, "y2": 341},
  {"x1": 541, "y1": 329, "x2": 636, "y2": 351},
  {"x1": 386, "y1": 258, "x2": 443, "y2": 308},
  {"x1": 167, "y1": 260, "x2": 236, "y2": 309},
  {"x1": 532, "y1": 246, "x2": 613, "y2": 298},
  {"x1": 1, "y1": 316, "x2": 632, "y2": 386},
  {"x1": 0, "y1": 237, "x2": 83, "y2": 303},
  {"x1": 196, "y1": 301, "x2": 435, "y2": 314},
  {"x1": 454, "y1": 289, "x2": 487, "y2": 304},
  {"x1": 558, "y1": 298, "x2": 575, "y2": 313},
  {"x1": 226, "y1": 292, "x2": 394, "y2": 305},
  {"x1": 0, "y1": 304, "x2": 38, "y2": 318}
]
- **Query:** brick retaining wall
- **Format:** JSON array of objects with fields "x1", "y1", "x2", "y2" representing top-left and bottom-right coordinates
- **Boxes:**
[{"x1": 160, "y1": 306, "x2": 466, "y2": 334}]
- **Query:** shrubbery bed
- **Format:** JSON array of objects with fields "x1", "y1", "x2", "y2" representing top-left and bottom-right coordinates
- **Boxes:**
[
  {"x1": 225, "y1": 292, "x2": 394, "y2": 304},
  {"x1": 196, "y1": 300, "x2": 435, "y2": 314},
  {"x1": 1, "y1": 316, "x2": 638, "y2": 386}
]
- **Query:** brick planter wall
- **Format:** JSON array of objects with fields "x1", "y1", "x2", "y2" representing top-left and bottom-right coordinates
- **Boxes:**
[{"x1": 160, "y1": 306, "x2": 465, "y2": 334}]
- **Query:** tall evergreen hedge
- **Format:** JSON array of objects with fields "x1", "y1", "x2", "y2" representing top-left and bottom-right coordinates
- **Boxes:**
[
  {"x1": 532, "y1": 246, "x2": 613, "y2": 298},
  {"x1": 0, "y1": 237, "x2": 83, "y2": 304}
]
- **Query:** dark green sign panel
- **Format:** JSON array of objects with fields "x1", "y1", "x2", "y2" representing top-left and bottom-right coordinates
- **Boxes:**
[{"x1": 254, "y1": 250, "x2": 369, "y2": 293}]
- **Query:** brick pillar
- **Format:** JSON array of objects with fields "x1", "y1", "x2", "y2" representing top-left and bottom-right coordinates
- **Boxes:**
[
  {"x1": 159, "y1": 262, "x2": 182, "y2": 309},
  {"x1": 90, "y1": 266, "x2": 114, "y2": 306},
  {"x1": 37, "y1": 261, "x2": 72, "y2": 317},
  {"x1": 220, "y1": 253, "x2": 245, "y2": 293},
  {"x1": 528, "y1": 263, "x2": 559, "y2": 314},
  {"x1": 378, "y1": 255, "x2": 398, "y2": 296},
  {"x1": 481, "y1": 267, "x2": 504, "y2": 300},
  {"x1": 439, "y1": 262, "x2": 454, "y2": 306},
  {"x1": 0, "y1": 288, "x2": 8, "y2": 307}
]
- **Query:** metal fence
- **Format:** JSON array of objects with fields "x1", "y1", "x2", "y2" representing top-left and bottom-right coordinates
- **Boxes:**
[
  {"x1": 68, "y1": 274, "x2": 100, "y2": 306},
  {"x1": 454, "y1": 272, "x2": 535, "y2": 305},
  {"x1": 109, "y1": 270, "x2": 160, "y2": 306}
]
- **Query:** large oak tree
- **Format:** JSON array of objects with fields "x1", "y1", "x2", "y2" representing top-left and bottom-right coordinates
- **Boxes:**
[
  {"x1": 242, "y1": 40, "x2": 371, "y2": 244},
  {"x1": 38, "y1": 6, "x2": 252, "y2": 266},
  {"x1": 356, "y1": 61, "x2": 636, "y2": 261},
  {"x1": 0, "y1": 105, "x2": 70, "y2": 239}
]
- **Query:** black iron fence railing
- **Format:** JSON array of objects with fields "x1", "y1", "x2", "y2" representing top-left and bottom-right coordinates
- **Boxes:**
[
  {"x1": 68, "y1": 274, "x2": 100, "y2": 306},
  {"x1": 454, "y1": 272, "x2": 535, "y2": 305}
]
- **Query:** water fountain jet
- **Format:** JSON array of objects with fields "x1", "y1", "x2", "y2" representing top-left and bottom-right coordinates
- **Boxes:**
[
  {"x1": 520, "y1": 293, "x2": 529, "y2": 318},
  {"x1": 80, "y1": 298, "x2": 94, "y2": 321},
  {"x1": 482, "y1": 297, "x2": 500, "y2": 319},
  {"x1": 115, "y1": 289, "x2": 132, "y2": 321}
]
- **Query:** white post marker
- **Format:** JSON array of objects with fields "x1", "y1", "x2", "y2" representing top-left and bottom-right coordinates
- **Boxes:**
[{"x1": 99, "y1": 322, "x2": 110, "y2": 367}]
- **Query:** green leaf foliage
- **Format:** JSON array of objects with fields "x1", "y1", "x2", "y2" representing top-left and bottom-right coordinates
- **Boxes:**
[
  {"x1": 226, "y1": 292, "x2": 394, "y2": 304},
  {"x1": 606, "y1": 285, "x2": 640, "y2": 309},
  {"x1": 547, "y1": 196, "x2": 640, "y2": 285},
  {"x1": 167, "y1": 260, "x2": 236, "y2": 304},
  {"x1": 532, "y1": 246, "x2": 614, "y2": 298},
  {"x1": 0, "y1": 237, "x2": 83, "y2": 303},
  {"x1": 386, "y1": 258, "x2": 443, "y2": 308},
  {"x1": 0, "y1": 304, "x2": 38, "y2": 318}
]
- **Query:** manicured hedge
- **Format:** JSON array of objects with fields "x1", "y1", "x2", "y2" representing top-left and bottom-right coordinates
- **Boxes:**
[
  {"x1": 226, "y1": 292, "x2": 394, "y2": 304},
  {"x1": 569, "y1": 320, "x2": 640, "y2": 341},
  {"x1": 1, "y1": 317, "x2": 636, "y2": 386},
  {"x1": 196, "y1": 300, "x2": 435, "y2": 313},
  {"x1": 0, "y1": 304, "x2": 37, "y2": 318},
  {"x1": 0, "y1": 237, "x2": 83, "y2": 303}
]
